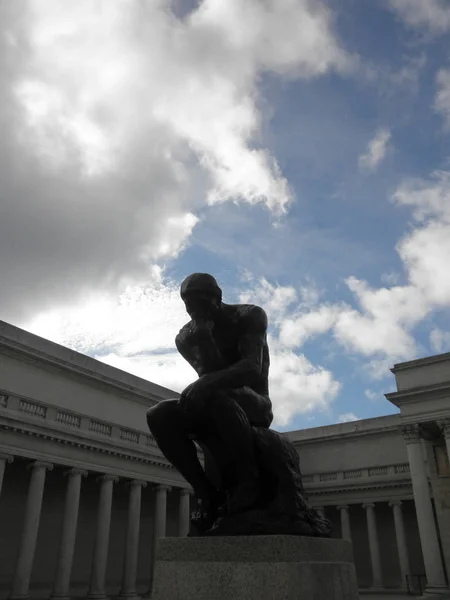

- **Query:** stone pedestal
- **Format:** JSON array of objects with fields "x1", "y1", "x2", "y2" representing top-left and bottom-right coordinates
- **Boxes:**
[{"x1": 151, "y1": 535, "x2": 359, "y2": 600}]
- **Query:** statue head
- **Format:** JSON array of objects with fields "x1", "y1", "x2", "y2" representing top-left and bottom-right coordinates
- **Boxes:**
[{"x1": 180, "y1": 273, "x2": 222, "y2": 320}]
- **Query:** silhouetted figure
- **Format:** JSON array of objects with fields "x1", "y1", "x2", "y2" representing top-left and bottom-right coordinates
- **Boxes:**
[{"x1": 147, "y1": 273, "x2": 331, "y2": 537}]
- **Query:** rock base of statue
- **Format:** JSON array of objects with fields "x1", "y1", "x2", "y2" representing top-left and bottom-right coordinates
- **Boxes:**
[
  {"x1": 192, "y1": 425, "x2": 333, "y2": 538},
  {"x1": 150, "y1": 535, "x2": 359, "y2": 600}
]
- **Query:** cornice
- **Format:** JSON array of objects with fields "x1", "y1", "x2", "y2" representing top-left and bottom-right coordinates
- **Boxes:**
[
  {"x1": 0, "y1": 442, "x2": 185, "y2": 487},
  {"x1": 290, "y1": 423, "x2": 402, "y2": 446},
  {"x1": 302, "y1": 463, "x2": 411, "y2": 490},
  {"x1": 385, "y1": 382, "x2": 450, "y2": 406},
  {"x1": 392, "y1": 351, "x2": 450, "y2": 372},
  {"x1": 0, "y1": 334, "x2": 176, "y2": 407},
  {"x1": 0, "y1": 419, "x2": 173, "y2": 471},
  {"x1": 307, "y1": 480, "x2": 412, "y2": 497}
]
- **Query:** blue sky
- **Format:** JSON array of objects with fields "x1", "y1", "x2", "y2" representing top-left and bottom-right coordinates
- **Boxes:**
[{"x1": 2, "y1": 0, "x2": 450, "y2": 432}]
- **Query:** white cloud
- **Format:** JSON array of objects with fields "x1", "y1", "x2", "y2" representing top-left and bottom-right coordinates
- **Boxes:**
[
  {"x1": 24, "y1": 269, "x2": 187, "y2": 357},
  {"x1": 279, "y1": 305, "x2": 341, "y2": 348},
  {"x1": 358, "y1": 127, "x2": 391, "y2": 172},
  {"x1": 255, "y1": 169, "x2": 450, "y2": 379},
  {"x1": 269, "y1": 347, "x2": 340, "y2": 427},
  {"x1": 389, "y1": 0, "x2": 450, "y2": 34},
  {"x1": 1, "y1": 0, "x2": 352, "y2": 324},
  {"x1": 239, "y1": 278, "x2": 298, "y2": 324},
  {"x1": 239, "y1": 278, "x2": 341, "y2": 425},
  {"x1": 381, "y1": 271, "x2": 401, "y2": 286},
  {"x1": 430, "y1": 329, "x2": 450, "y2": 354},
  {"x1": 337, "y1": 412, "x2": 359, "y2": 423},
  {"x1": 25, "y1": 273, "x2": 341, "y2": 428},
  {"x1": 364, "y1": 389, "x2": 379, "y2": 400},
  {"x1": 435, "y1": 69, "x2": 450, "y2": 129}
]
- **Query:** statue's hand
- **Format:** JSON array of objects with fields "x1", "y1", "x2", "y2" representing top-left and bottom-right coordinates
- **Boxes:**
[{"x1": 190, "y1": 319, "x2": 215, "y2": 341}]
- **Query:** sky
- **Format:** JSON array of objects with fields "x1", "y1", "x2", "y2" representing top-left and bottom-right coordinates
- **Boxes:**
[{"x1": 1, "y1": 0, "x2": 450, "y2": 432}]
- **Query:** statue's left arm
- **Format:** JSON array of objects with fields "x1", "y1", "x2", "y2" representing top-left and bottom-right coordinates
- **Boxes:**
[{"x1": 187, "y1": 306, "x2": 268, "y2": 397}]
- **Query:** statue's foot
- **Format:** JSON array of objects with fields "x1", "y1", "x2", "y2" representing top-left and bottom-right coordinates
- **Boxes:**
[
  {"x1": 190, "y1": 486, "x2": 226, "y2": 534},
  {"x1": 220, "y1": 476, "x2": 260, "y2": 516}
]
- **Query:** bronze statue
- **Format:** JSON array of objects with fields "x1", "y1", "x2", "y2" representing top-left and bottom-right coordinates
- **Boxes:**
[{"x1": 146, "y1": 273, "x2": 331, "y2": 537}]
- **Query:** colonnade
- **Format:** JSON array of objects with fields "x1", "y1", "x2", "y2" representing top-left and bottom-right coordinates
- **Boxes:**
[
  {"x1": 313, "y1": 423, "x2": 449, "y2": 593},
  {"x1": 1, "y1": 419, "x2": 449, "y2": 596},
  {"x1": 0, "y1": 455, "x2": 192, "y2": 600},
  {"x1": 315, "y1": 499, "x2": 411, "y2": 590}
]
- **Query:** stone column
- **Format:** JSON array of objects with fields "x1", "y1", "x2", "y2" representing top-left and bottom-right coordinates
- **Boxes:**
[
  {"x1": 337, "y1": 505, "x2": 352, "y2": 542},
  {"x1": 148, "y1": 485, "x2": 171, "y2": 594},
  {"x1": 363, "y1": 502, "x2": 383, "y2": 590},
  {"x1": 87, "y1": 474, "x2": 118, "y2": 600},
  {"x1": 389, "y1": 500, "x2": 410, "y2": 591},
  {"x1": 402, "y1": 425, "x2": 447, "y2": 593},
  {"x1": 51, "y1": 468, "x2": 88, "y2": 600},
  {"x1": 0, "y1": 453, "x2": 13, "y2": 498},
  {"x1": 153, "y1": 484, "x2": 170, "y2": 545},
  {"x1": 438, "y1": 419, "x2": 450, "y2": 472},
  {"x1": 9, "y1": 461, "x2": 53, "y2": 600},
  {"x1": 178, "y1": 489, "x2": 192, "y2": 538},
  {"x1": 118, "y1": 480, "x2": 147, "y2": 600}
]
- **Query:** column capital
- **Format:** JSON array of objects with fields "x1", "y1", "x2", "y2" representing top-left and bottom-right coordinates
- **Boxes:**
[
  {"x1": 64, "y1": 467, "x2": 88, "y2": 478},
  {"x1": 401, "y1": 424, "x2": 422, "y2": 443},
  {"x1": 388, "y1": 499, "x2": 403, "y2": 508},
  {"x1": 437, "y1": 418, "x2": 450, "y2": 439},
  {"x1": 362, "y1": 502, "x2": 375, "y2": 509},
  {"x1": 0, "y1": 453, "x2": 14, "y2": 463},
  {"x1": 96, "y1": 473, "x2": 119, "y2": 484},
  {"x1": 27, "y1": 460, "x2": 53, "y2": 471},
  {"x1": 127, "y1": 479, "x2": 147, "y2": 488},
  {"x1": 154, "y1": 483, "x2": 171, "y2": 493},
  {"x1": 337, "y1": 505, "x2": 349, "y2": 511},
  {"x1": 180, "y1": 488, "x2": 194, "y2": 496}
]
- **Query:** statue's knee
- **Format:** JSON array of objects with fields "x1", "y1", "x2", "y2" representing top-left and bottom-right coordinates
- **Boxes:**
[
  {"x1": 146, "y1": 399, "x2": 176, "y2": 430},
  {"x1": 212, "y1": 389, "x2": 234, "y2": 409}
]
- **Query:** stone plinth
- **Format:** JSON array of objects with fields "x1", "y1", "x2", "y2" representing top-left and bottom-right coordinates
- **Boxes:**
[{"x1": 151, "y1": 535, "x2": 359, "y2": 600}]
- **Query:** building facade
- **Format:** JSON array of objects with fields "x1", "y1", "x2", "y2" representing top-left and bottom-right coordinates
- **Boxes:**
[{"x1": 1, "y1": 319, "x2": 450, "y2": 597}]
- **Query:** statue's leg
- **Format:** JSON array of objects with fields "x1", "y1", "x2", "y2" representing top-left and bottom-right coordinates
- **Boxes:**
[
  {"x1": 146, "y1": 399, "x2": 214, "y2": 500},
  {"x1": 206, "y1": 388, "x2": 270, "y2": 513}
]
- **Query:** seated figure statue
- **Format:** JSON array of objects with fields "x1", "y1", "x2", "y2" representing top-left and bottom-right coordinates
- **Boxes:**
[{"x1": 146, "y1": 273, "x2": 331, "y2": 537}]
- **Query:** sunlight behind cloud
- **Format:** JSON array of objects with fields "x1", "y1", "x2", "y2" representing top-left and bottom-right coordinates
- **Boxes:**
[{"x1": 1, "y1": 0, "x2": 353, "y2": 324}]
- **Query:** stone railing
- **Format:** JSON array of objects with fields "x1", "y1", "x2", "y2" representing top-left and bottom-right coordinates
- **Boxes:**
[
  {"x1": 303, "y1": 463, "x2": 412, "y2": 487},
  {"x1": 0, "y1": 392, "x2": 161, "y2": 457},
  {"x1": 56, "y1": 410, "x2": 81, "y2": 428},
  {"x1": 89, "y1": 419, "x2": 112, "y2": 437},
  {"x1": 19, "y1": 399, "x2": 47, "y2": 419}
]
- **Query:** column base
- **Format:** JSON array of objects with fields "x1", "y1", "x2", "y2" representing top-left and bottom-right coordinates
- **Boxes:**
[
  {"x1": 86, "y1": 594, "x2": 109, "y2": 600},
  {"x1": 49, "y1": 595, "x2": 71, "y2": 600},
  {"x1": 117, "y1": 594, "x2": 141, "y2": 600},
  {"x1": 8, "y1": 595, "x2": 30, "y2": 600}
]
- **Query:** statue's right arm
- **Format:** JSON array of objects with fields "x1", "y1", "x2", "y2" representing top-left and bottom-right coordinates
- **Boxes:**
[
  {"x1": 175, "y1": 323, "x2": 224, "y2": 376},
  {"x1": 175, "y1": 325, "x2": 204, "y2": 377}
]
